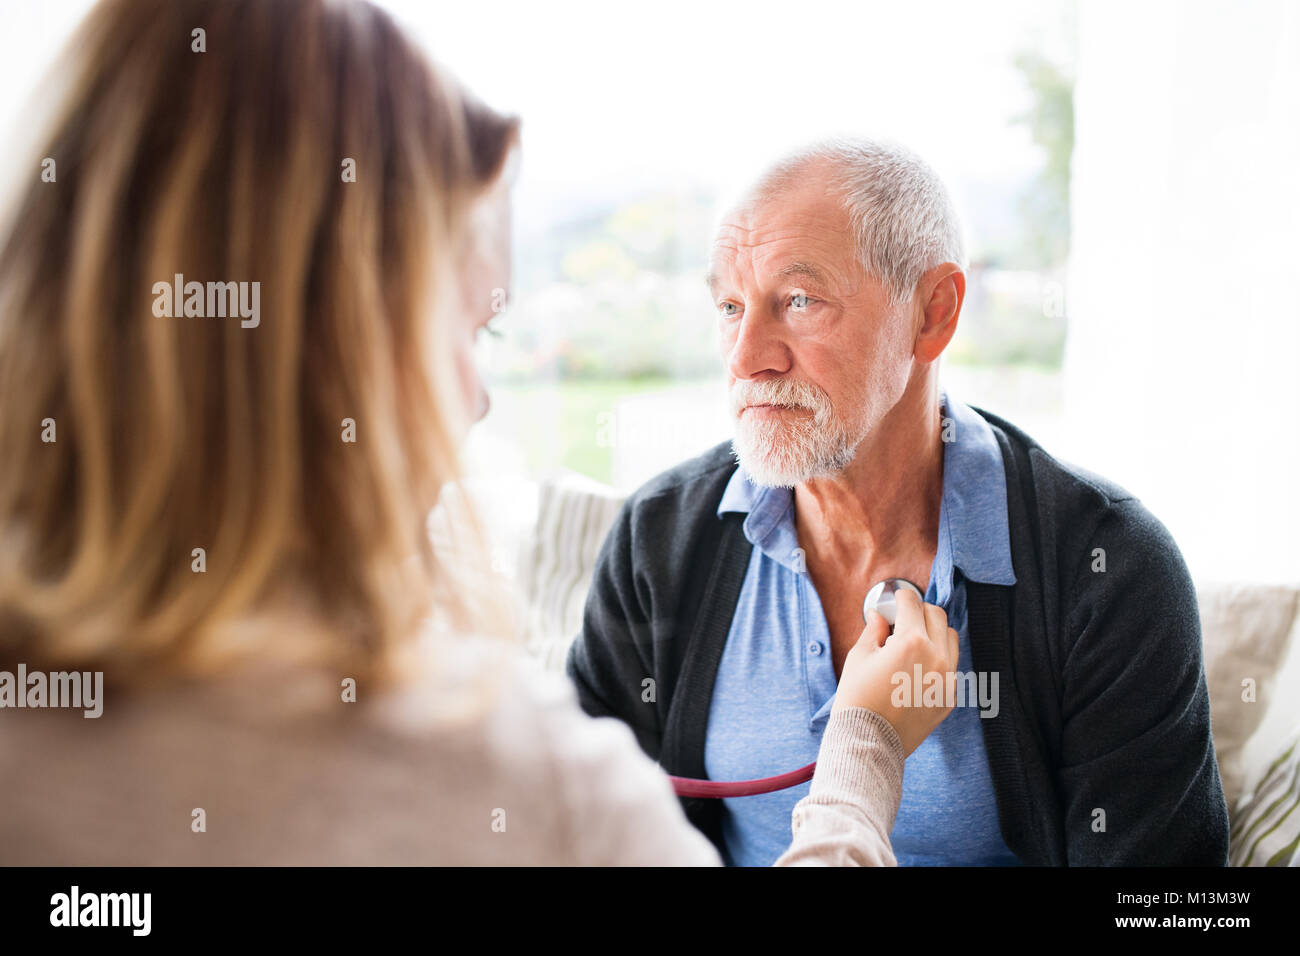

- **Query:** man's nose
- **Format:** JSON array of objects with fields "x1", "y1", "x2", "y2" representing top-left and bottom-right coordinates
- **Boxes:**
[{"x1": 725, "y1": 305, "x2": 792, "y2": 381}]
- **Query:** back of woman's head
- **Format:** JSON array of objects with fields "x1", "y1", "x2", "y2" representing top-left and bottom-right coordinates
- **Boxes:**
[{"x1": 0, "y1": 0, "x2": 519, "y2": 686}]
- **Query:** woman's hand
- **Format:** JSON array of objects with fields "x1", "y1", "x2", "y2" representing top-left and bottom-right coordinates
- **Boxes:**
[{"x1": 831, "y1": 586, "x2": 960, "y2": 756}]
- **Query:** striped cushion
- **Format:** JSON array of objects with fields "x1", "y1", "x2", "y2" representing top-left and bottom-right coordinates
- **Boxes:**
[
  {"x1": 516, "y1": 472, "x2": 626, "y2": 673},
  {"x1": 1229, "y1": 721, "x2": 1300, "y2": 866}
]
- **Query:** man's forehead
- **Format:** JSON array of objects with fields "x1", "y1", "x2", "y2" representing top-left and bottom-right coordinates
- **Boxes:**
[
  {"x1": 708, "y1": 250, "x2": 829, "y2": 287},
  {"x1": 708, "y1": 224, "x2": 853, "y2": 289},
  {"x1": 716, "y1": 194, "x2": 847, "y2": 241},
  {"x1": 710, "y1": 184, "x2": 851, "y2": 268}
]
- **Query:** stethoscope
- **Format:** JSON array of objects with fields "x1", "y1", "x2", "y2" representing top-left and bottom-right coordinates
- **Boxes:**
[{"x1": 668, "y1": 578, "x2": 923, "y2": 798}]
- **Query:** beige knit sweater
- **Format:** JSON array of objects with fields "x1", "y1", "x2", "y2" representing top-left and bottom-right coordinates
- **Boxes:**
[{"x1": 0, "y1": 635, "x2": 904, "y2": 866}]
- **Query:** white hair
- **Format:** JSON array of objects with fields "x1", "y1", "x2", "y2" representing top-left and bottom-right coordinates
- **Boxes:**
[{"x1": 744, "y1": 136, "x2": 967, "y2": 307}]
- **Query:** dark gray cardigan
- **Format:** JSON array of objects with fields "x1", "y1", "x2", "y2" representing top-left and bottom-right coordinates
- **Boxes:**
[{"x1": 565, "y1": 406, "x2": 1230, "y2": 865}]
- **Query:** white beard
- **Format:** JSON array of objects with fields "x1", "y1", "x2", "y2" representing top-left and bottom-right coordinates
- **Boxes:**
[{"x1": 729, "y1": 378, "x2": 862, "y2": 488}]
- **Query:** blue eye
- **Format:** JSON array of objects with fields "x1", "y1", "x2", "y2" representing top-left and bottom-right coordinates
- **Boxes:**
[
  {"x1": 719, "y1": 302, "x2": 740, "y2": 317},
  {"x1": 790, "y1": 293, "x2": 810, "y2": 311}
]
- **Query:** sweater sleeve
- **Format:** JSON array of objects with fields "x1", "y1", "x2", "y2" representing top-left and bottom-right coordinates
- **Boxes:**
[
  {"x1": 531, "y1": 656, "x2": 723, "y2": 865},
  {"x1": 1057, "y1": 497, "x2": 1230, "y2": 865},
  {"x1": 773, "y1": 707, "x2": 906, "y2": 867}
]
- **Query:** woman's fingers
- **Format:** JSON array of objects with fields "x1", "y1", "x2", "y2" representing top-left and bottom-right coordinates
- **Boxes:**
[
  {"x1": 835, "y1": 586, "x2": 959, "y2": 756},
  {"x1": 923, "y1": 601, "x2": 948, "y2": 647},
  {"x1": 892, "y1": 585, "x2": 925, "y2": 637},
  {"x1": 895, "y1": 587, "x2": 952, "y2": 663},
  {"x1": 860, "y1": 608, "x2": 890, "y2": 651}
]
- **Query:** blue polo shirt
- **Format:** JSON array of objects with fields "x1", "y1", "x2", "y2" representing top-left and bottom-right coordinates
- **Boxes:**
[{"x1": 704, "y1": 387, "x2": 1022, "y2": 866}]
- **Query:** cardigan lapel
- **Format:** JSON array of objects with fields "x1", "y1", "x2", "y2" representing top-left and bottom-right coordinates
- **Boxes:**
[{"x1": 660, "y1": 510, "x2": 751, "y2": 852}]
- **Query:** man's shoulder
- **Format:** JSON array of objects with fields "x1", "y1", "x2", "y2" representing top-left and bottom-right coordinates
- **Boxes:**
[
  {"x1": 972, "y1": 404, "x2": 1189, "y2": 578},
  {"x1": 972, "y1": 403, "x2": 1137, "y2": 509}
]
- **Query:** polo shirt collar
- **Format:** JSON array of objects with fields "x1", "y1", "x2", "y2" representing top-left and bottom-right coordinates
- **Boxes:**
[{"x1": 716, "y1": 385, "x2": 1016, "y2": 596}]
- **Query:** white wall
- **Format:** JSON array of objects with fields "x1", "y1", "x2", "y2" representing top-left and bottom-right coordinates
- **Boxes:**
[{"x1": 1065, "y1": 0, "x2": 1300, "y2": 584}]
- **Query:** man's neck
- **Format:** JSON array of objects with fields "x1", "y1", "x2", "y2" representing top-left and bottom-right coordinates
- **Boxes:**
[{"x1": 793, "y1": 375, "x2": 945, "y2": 584}]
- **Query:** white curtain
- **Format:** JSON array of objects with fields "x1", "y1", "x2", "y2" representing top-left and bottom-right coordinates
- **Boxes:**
[{"x1": 1065, "y1": 0, "x2": 1300, "y2": 583}]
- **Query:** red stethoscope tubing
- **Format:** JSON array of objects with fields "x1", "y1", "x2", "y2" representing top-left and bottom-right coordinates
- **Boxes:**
[
  {"x1": 665, "y1": 578, "x2": 922, "y2": 799},
  {"x1": 669, "y1": 762, "x2": 817, "y2": 798}
]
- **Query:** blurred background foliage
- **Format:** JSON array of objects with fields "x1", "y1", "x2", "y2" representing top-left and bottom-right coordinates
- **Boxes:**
[
  {"x1": 491, "y1": 45, "x2": 1074, "y2": 385},
  {"x1": 472, "y1": 28, "x2": 1077, "y2": 484}
]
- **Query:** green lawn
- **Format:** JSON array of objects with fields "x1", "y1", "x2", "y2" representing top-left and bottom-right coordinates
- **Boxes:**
[{"x1": 482, "y1": 376, "x2": 684, "y2": 483}]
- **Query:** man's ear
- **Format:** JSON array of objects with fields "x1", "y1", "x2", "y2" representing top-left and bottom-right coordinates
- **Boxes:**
[{"x1": 913, "y1": 263, "x2": 965, "y2": 363}]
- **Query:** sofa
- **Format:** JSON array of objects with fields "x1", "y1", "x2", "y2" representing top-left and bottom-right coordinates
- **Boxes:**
[{"x1": 492, "y1": 471, "x2": 1300, "y2": 866}]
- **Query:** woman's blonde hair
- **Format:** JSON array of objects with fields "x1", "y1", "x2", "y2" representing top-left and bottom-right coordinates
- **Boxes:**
[{"x1": 0, "y1": 0, "x2": 520, "y2": 688}]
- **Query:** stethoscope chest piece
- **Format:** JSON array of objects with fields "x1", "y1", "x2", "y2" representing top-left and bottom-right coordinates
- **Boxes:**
[{"x1": 862, "y1": 578, "x2": 925, "y2": 627}]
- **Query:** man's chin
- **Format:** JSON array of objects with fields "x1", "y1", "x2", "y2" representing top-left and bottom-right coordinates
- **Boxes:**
[
  {"x1": 730, "y1": 438, "x2": 815, "y2": 489},
  {"x1": 730, "y1": 424, "x2": 859, "y2": 488}
]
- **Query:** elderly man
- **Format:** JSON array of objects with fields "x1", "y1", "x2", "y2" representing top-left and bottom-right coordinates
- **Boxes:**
[{"x1": 565, "y1": 138, "x2": 1230, "y2": 866}]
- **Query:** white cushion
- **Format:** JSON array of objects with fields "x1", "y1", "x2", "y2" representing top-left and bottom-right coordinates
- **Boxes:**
[{"x1": 1197, "y1": 582, "x2": 1300, "y2": 811}]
